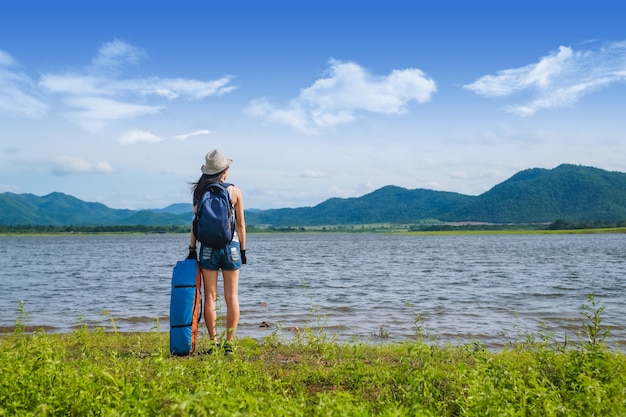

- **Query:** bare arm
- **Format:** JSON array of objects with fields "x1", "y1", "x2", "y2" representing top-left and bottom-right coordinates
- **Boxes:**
[
  {"x1": 189, "y1": 204, "x2": 197, "y2": 248},
  {"x1": 232, "y1": 187, "x2": 246, "y2": 251}
]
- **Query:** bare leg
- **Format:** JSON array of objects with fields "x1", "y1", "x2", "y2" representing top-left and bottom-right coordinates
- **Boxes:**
[
  {"x1": 202, "y1": 269, "x2": 219, "y2": 340},
  {"x1": 222, "y1": 269, "x2": 240, "y2": 341}
]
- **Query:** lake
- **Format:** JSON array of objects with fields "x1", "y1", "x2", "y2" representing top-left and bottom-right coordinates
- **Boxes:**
[{"x1": 1, "y1": 233, "x2": 624, "y2": 348}]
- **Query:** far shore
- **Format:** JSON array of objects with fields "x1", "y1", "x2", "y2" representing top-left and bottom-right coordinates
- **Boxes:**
[{"x1": 2, "y1": 225, "x2": 626, "y2": 237}]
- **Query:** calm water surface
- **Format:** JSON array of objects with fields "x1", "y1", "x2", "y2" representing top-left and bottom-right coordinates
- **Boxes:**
[{"x1": 1, "y1": 233, "x2": 624, "y2": 348}]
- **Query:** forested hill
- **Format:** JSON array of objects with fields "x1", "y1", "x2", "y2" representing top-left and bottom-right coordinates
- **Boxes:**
[
  {"x1": 2, "y1": 164, "x2": 626, "y2": 227},
  {"x1": 0, "y1": 192, "x2": 192, "y2": 227},
  {"x1": 246, "y1": 164, "x2": 626, "y2": 226},
  {"x1": 245, "y1": 187, "x2": 472, "y2": 226},
  {"x1": 439, "y1": 164, "x2": 626, "y2": 223}
]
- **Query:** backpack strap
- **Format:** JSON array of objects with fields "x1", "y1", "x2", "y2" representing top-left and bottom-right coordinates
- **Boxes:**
[
  {"x1": 210, "y1": 182, "x2": 234, "y2": 207},
  {"x1": 206, "y1": 182, "x2": 232, "y2": 191},
  {"x1": 225, "y1": 183, "x2": 235, "y2": 202}
]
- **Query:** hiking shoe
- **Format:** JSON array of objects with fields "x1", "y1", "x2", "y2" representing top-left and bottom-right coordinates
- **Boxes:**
[
  {"x1": 223, "y1": 341, "x2": 234, "y2": 356},
  {"x1": 198, "y1": 342, "x2": 220, "y2": 355}
]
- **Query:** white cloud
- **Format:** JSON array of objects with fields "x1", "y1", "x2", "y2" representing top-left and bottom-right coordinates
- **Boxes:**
[
  {"x1": 29, "y1": 39, "x2": 237, "y2": 130},
  {"x1": 66, "y1": 97, "x2": 163, "y2": 132},
  {"x1": 120, "y1": 128, "x2": 211, "y2": 144},
  {"x1": 48, "y1": 156, "x2": 114, "y2": 175},
  {"x1": 116, "y1": 77, "x2": 236, "y2": 99},
  {"x1": 0, "y1": 49, "x2": 48, "y2": 118},
  {"x1": 245, "y1": 59, "x2": 437, "y2": 134},
  {"x1": 119, "y1": 129, "x2": 165, "y2": 145},
  {"x1": 175, "y1": 129, "x2": 211, "y2": 141},
  {"x1": 90, "y1": 38, "x2": 145, "y2": 74},
  {"x1": 245, "y1": 98, "x2": 317, "y2": 134},
  {"x1": 464, "y1": 41, "x2": 626, "y2": 116},
  {"x1": 302, "y1": 61, "x2": 435, "y2": 114},
  {"x1": 39, "y1": 74, "x2": 110, "y2": 96},
  {"x1": 40, "y1": 73, "x2": 236, "y2": 100}
]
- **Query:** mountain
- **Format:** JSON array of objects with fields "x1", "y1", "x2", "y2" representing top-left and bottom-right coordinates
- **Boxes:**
[
  {"x1": 2, "y1": 164, "x2": 626, "y2": 227},
  {"x1": 148, "y1": 203, "x2": 193, "y2": 215},
  {"x1": 441, "y1": 164, "x2": 626, "y2": 223},
  {"x1": 247, "y1": 164, "x2": 626, "y2": 226},
  {"x1": 0, "y1": 192, "x2": 188, "y2": 226},
  {"x1": 0, "y1": 192, "x2": 135, "y2": 226},
  {"x1": 246, "y1": 186, "x2": 472, "y2": 226}
]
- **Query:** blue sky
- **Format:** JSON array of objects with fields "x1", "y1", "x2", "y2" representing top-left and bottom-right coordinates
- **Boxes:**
[{"x1": 1, "y1": 1, "x2": 625, "y2": 210}]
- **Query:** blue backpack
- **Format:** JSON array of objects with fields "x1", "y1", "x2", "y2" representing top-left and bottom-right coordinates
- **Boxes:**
[{"x1": 193, "y1": 182, "x2": 236, "y2": 248}]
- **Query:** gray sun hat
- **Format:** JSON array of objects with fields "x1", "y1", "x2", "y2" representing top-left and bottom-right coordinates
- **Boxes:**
[{"x1": 201, "y1": 149, "x2": 232, "y2": 175}]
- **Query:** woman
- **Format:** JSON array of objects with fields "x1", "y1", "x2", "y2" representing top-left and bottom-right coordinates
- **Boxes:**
[{"x1": 188, "y1": 149, "x2": 246, "y2": 355}]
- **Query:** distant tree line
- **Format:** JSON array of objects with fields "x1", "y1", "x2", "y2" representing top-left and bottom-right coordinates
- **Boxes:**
[
  {"x1": 409, "y1": 224, "x2": 547, "y2": 232},
  {"x1": 0, "y1": 225, "x2": 190, "y2": 234},
  {"x1": 411, "y1": 219, "x2": 626, "y2": 232},
  {"x1": 3, "y1": 220, "x2": 626, "y2": 235},
  {"x1": 548, "y1": 219, "x2": 626, "y2": 230}
]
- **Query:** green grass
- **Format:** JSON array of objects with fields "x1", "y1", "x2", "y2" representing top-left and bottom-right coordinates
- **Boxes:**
[{"x1": 2, "y1": 296, "x2": 626, "y2": 416}]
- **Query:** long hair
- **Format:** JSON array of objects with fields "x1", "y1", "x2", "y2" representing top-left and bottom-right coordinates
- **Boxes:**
[{"x1": 191, "y1": 172, "x2": 224, "y2": 204}]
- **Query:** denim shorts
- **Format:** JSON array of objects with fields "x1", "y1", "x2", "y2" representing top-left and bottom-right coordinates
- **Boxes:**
[{"x1": 199, "y1": 241, "x2": 242, "y2": 271}]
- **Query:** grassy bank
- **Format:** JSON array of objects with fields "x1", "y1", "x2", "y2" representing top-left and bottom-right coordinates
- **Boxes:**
[
  {"x1": 402, "y1": 226, "x2": 626, "y2": 236},
  {"x1": 2, "y1": 298, "x2": 625, "y2": 416}
]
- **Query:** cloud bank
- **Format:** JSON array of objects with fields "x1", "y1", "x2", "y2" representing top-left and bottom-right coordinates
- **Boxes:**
[
  {"x1": 1, "y1": 39, "x2": 236, "y2": 131},
  {"x1": 48, "y1": 156, "x2": 114, "y2": 175},
  {"x1": 245, "y1": 59, "x2": 437, "y2": 134},
  {"x1": 0, "y1": 50, "x2": 47, "y2": 117},
  {"x1": 464, "y1": 41, "x2": 626, "y2": 116}
]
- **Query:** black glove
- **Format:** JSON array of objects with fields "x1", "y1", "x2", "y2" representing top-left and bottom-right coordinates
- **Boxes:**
[
  {"x1": 187, "y1": 247, "x2": 197, "y2": 260},
  {"x1": 241, "y1": 249, "x2": 247, "y2": 265}
]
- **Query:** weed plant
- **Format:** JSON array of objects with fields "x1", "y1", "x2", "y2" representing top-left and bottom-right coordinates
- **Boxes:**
[{"x1": 1, "y1": 295, "x2": 625, "y2": 416}]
